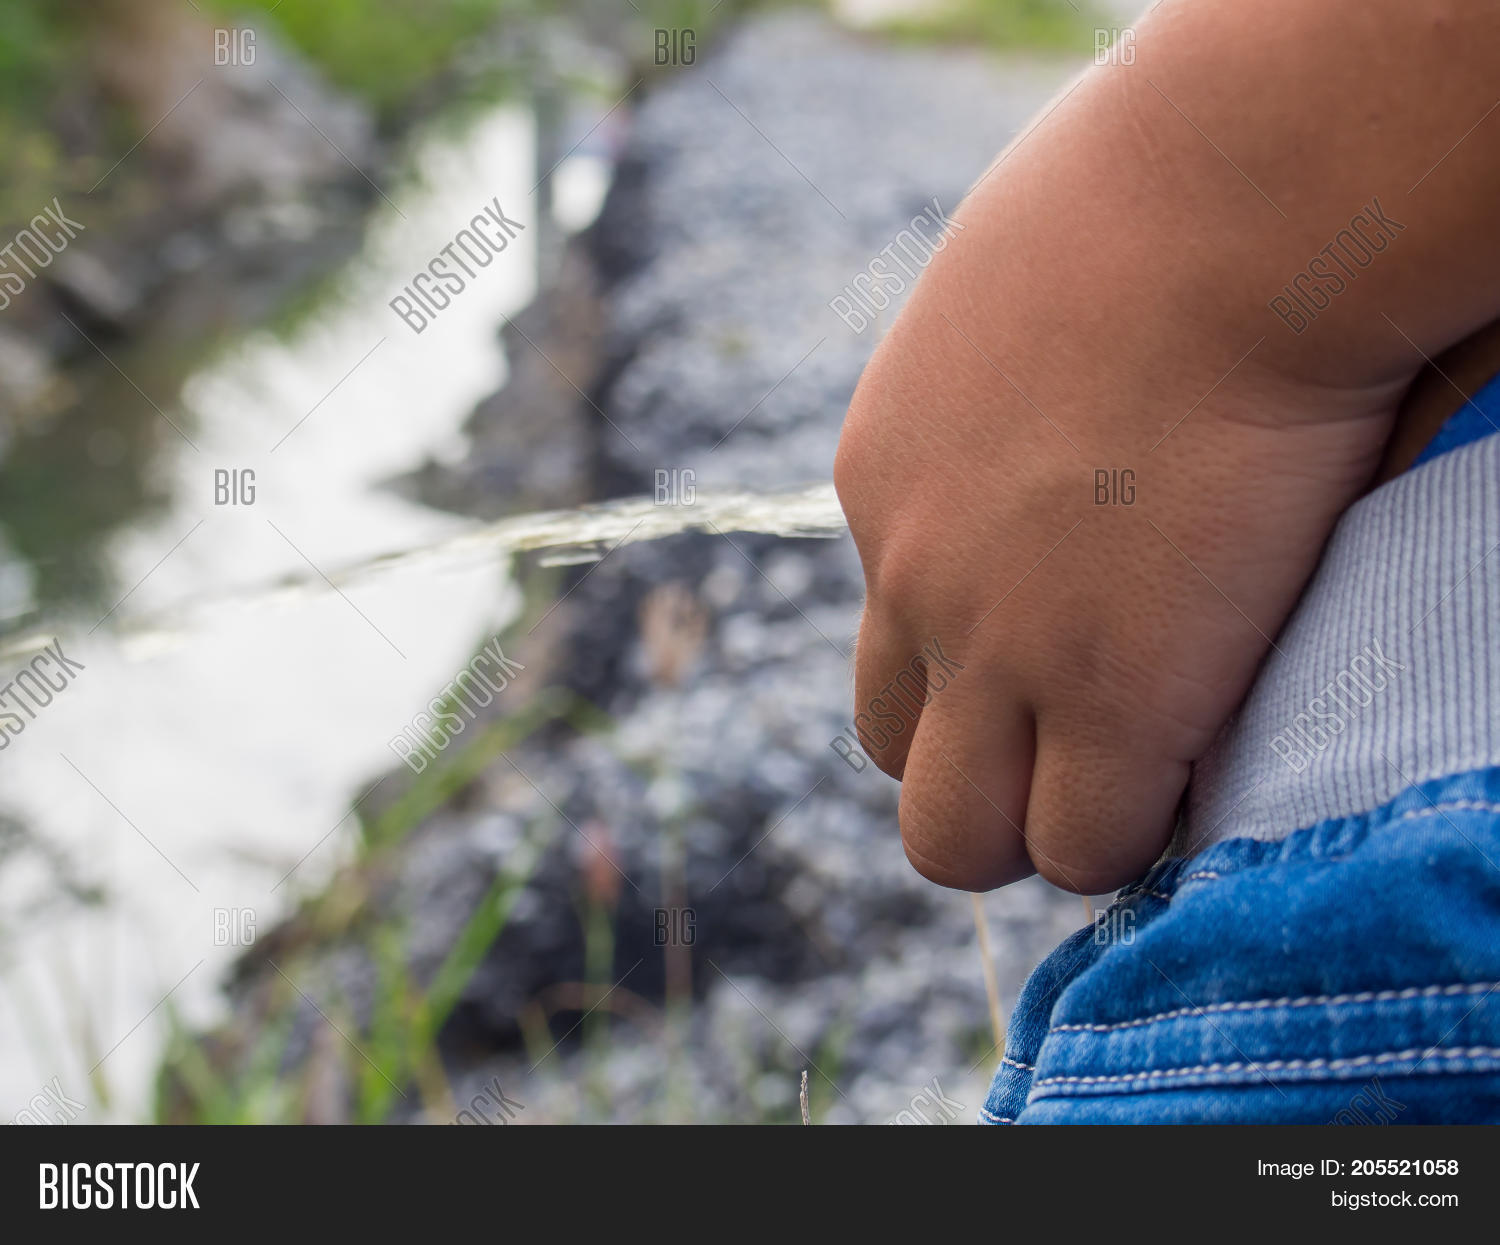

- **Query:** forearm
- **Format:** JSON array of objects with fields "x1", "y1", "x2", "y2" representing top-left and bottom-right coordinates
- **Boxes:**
[{"x1": 943, "y1": 0, "x2": 1500, "y2": 401}]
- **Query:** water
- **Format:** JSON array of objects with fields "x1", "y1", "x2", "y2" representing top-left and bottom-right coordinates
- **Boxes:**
[{"x1": 0, "y1": 104, "x2": 548, "y2": 1122}]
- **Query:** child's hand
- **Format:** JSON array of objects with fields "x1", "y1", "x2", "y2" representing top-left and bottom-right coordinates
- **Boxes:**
[{"x1": 835, "y1": 0, "x2": 1500, "y2": 893}]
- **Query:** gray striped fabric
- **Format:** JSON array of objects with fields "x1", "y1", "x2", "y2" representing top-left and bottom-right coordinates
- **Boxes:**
[{"x1": 1174, "y1": 432, "x2": 1500, "y2": 856}]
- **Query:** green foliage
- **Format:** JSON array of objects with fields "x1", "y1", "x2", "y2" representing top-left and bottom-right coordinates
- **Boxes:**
[
  {"x1": 0, "y1": 1, "x2": 87, "y2": 223},
  {"x1": 880, "y1": 0, "x2": 1100, "y2": 54},
  {"x1": 0, "y1": 1, "x2": 81, "y2": 116},
  {"x1": 203, "y1": 0, "x2": 522, "y2": 120},
  {"x1": 154, "y1": 701, "x2": 564, "y2": 1124}
]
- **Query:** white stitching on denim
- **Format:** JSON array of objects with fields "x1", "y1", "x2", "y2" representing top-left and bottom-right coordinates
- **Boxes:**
[
  {"x1": 1162, "y1": 800, "x2": 1500, "y2": 904},
  {"x1": 1390, "y1": 799, "x2": 1500, "y2": 823},
  {"x1": 1034, "y1": 1044, "x2": 1500, "y2": 1088},
  {"x1": 1050, "y1": 980, "x2": 1500, "y2": 1034},
  {"x1": 1138, "y1": 890, "x2": 1172, "y2": 902},
  {"x1": 1001, "y1": 1054, "x2": 1035, "y2": 1071},
  {"x1": 978, "y1": 1106, "x2": 1013, "y2": 1123}
]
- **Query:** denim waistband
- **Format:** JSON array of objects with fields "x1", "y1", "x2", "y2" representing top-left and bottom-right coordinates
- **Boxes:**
[{"x1": 984, "y1": 764, "x2": 1500, "y2": 1123}]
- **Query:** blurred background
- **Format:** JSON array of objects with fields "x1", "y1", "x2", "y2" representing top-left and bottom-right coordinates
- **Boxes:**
[{"x1": 0, "y1": 0, "x2": 1127, "y2": 1124}]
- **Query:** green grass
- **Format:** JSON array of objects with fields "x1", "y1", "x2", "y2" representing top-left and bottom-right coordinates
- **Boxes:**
[
  {"x1": 0, "y1": 1, "x2": 88, "y2": 225},
  {"x1": 0, "y1": 3, "x2": 81, "y2": 119},
  {"x1": 150, "y1": 680, "x2": 865, "y2": 1123},
  {"x1": 153, "y1": 696, "x2": 573, "y2": 1124},
  {"x1": 202, "y1": 0, "x2": 523, "y2": 122},
  {"x1": 877, "y1": 0, "x2": 1103, "y2": 55}
]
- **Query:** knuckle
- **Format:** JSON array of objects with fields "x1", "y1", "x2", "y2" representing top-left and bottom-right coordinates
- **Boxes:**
[
  {"x1": 901, "y1": 833, "x2": 975, "y2": 892},
  {"x1": 900, "y1": 785, "x2": 1027, "y2": 892}
]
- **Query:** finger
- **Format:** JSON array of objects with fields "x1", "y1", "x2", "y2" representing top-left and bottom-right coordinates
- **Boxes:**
[
  {"x1": 851, "y1": 605, "x2": 931, "y2": 779},
  {"x1": 896, "y1": 671, "x2": 1035, "y2": 891},
  {"x1": 1021, "y1": 711, "x2": 1188, "y2": 894}
]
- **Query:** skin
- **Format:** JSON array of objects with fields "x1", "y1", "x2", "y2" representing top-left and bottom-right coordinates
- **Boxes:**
[
  {"x1": 1376, "y1": 317, "x2": 1500, "y2": 483},
  {"x1": 835, "y1": 0, "x2": 1500, "y2": 894}
]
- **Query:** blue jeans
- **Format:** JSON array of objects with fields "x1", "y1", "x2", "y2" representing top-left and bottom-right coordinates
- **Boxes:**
[{"x1": 981, "y1": 765, "x2": 1500, "y2": 1124}]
